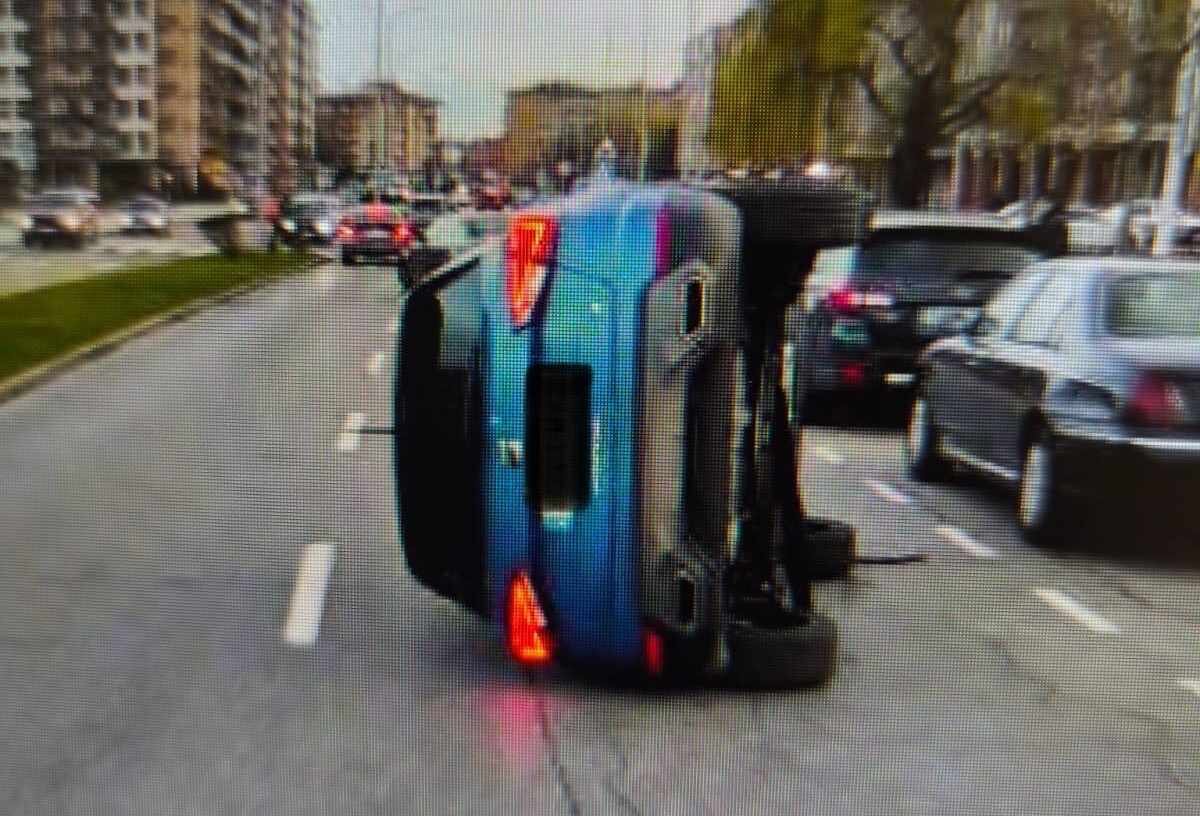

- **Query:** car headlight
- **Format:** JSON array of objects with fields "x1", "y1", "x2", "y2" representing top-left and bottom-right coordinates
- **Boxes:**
[
  {"x1": 146, "y1": 215, "x2": 166, "y2": 228},
  {"x1": 314, "y1": 219, "x2": 332, "y2": 235},
  {"x1": 279, "y1": 218, "x2": 296, "y2": 232},
  {"x1": 19, "y1": 215, "x2": 32, "y2": 230},
  {"x1": 58, "y1": 214, "x2": 80, "y2": 231}
]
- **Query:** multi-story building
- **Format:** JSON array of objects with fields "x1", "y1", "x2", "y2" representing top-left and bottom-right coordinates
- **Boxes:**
[
  {"x1": 262, "y1": 0, "x2": 315, "y2": 194},
  {"x1": 0, "y1": 0, "x2": 34, "y2": 194},
  {"x1": 504, "y1": 82, "x2": 682, "y2": 182},
  {"x1": 22, "y1": 0, "x2": 158, "y2": 191},
  {"x1": 315, "y1": 82, "x2": 440, "y2": 178}
]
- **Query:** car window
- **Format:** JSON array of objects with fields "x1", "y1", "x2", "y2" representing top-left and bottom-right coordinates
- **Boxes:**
[
  {"x1": 1105, "y1": 272, "x2": 1200, "y2": 337},
  {"x1": 975, "y1": 271, "x2": 1050, "y2": 339},
  {"x1": 860, "y1": 239, "x2": 1043, "y2": 289},
  {"x1": 1013, "y1": 273, "x2": 1078, "y2": 346}
]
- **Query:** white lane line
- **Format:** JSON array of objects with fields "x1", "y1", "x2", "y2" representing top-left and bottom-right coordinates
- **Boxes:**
[
  {"x1": 811, "y1": 446, "x2": 845, "y2": 466},
  {"x1": 1177, "y1": 678, "x2": 1200, "y2": 698},
  {"x1": 283, "y1": 542, "x2": 337, "y2": 647},
  {"x1": 336, "y1": 411, "x2": 366, "y2": 452},
  {"x1": 864, "y1": 478, "x2": 912, "y2": 506},
  {"x1": 387, "y1": 316, "x2": 399, "y2": 334},
  {"x1": 1033, "y1": 587, "x2": 1121, "y2": 635},
  {"x1": 367, "y1": 351, "x2": 387, "y2": 377},
  {"x1": 936, "y1": 524, "x2": 1000, "y2": 559}
]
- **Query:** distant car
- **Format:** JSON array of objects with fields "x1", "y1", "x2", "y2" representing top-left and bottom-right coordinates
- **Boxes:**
[
  {"x1": 337, "y1": 202, "x2": 418, "y2": 267},
  {"x1": 22, "y1": 189, "x2": 101, "y2": 248},
  {"x1": 122, "y1": 195, "x2": 171, "y2": 236},
  {"x1": 787, "y1": 209, "x2": 1066, "y2": 416},
  {"x1": 908, "y1": 257, "x2": 1200, "y2": 547},
  {"x1": 271, "y1": 194, "x2": 341, "y2": 250}
]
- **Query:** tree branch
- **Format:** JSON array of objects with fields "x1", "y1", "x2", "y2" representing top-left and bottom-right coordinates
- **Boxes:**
[
  {"x1": 854, "y1": 69, "x2": 899, "y2": 125},
  {"x1": 869, "y1": 24, "x2": 917, "y2": 80},
  {"x1": 938, "y1": 74, "x2": 1008, "y2": 132}
]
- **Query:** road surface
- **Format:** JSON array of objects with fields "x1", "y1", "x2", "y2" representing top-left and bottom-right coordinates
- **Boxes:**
[{"x1": 1, "y1": 262, "x2": 1199, "y2": 814}]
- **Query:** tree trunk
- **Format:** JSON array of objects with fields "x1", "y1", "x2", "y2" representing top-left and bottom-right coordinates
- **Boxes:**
[{"x1": 889, "y1": 137, "x2": 933, "y2": 208}]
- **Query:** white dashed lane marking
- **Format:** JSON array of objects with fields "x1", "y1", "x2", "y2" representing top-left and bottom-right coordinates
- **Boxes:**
[
  {"x1": 811, "y1": 446, "x2": 845, "y2": 466},
  {"x1": 936, "y1": 524, "x2": 1000, "y2": 559},
  {"x1": 282, "y1": 542, "x2": 337, "y2": 648},
  {"x1": 864, "y1": 478, "x2": 912, "y2": 506},
  {"x1": 1177, "y1": 679, "x2": 1200, "y2": 698},
  {"x1": 336, "y1": 412, "x2": 366, "y2": 453},
  {"x1": 368, "y1": 351, "x2": 387, "y2": 376},
  {"x1": 1033, "y1": 587, "x2": 1121, "y2": 635}
]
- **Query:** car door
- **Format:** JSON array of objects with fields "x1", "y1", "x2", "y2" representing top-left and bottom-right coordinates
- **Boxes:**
[
  {"x1": 978, "y1": 271, "x2": 1079, "y2": 472},
  {"x1": 940, "y1": 271, "x2": 1049, "y2": 459}
]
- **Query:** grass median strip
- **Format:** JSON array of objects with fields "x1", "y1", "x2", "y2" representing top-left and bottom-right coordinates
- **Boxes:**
[{"x1": 0, "y1": 252, "x2": 312, "y2": 383}]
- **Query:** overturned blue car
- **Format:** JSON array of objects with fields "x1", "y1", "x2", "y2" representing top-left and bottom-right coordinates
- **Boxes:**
[{"x1": 394, "y1": 178, "x2": 869, "y2": 687}]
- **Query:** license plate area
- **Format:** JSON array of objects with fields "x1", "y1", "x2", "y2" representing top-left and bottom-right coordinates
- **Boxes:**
[{"x1": 526, "y1": 364, "x2": 592, "y2": 512}]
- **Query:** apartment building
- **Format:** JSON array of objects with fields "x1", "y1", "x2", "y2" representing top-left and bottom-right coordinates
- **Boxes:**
[
  {"x1": 262, "y1": 0, "x2": 316, "y2": 194},
  {"x1": 0, "y1": 0, "x2": 33, "y2": 194},
  {"x1": 316, "y1": 82, "x2": 440, "y2": 177}
]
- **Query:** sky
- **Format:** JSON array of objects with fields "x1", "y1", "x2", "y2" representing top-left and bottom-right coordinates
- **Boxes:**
[{"x1": 313, "y1": 0, "x2": 753, "y2": 140}]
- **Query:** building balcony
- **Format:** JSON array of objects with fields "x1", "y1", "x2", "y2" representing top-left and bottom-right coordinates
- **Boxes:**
[
  {"x1": 221, "y1": 0, "x2": 259, "y2": 29},
  {"x1": 208, "y1": 8, "x2": 258, "y2": 57}
]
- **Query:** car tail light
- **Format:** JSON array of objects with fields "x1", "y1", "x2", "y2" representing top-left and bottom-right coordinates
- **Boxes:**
[
  {"x1": 505, "y1": 214, "x2": 558, "y2": 328},
  {"x1": 393, "y1": 222, "x2": 413, "y2": 245},
  {"x1": 336, "y1": 223, "x2": 355, "y2": 242},
  {"x1": 642, "y1": 629, "x2": 665, "y2": 677},
  {"x1": 826, "y1": 286, "x2": 894, "y2": 315},
  {"x1": 1125, "y1": 373, "x2": 1188, "y2": 427},
  {"x1": 505, "y1": 571, "x2": 554, "y2": 667},
  {"x1": 839, "y1": 362, "x2": 867, "y2": 388}
]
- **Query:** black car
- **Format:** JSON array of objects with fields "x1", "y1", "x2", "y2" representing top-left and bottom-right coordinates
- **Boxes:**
[
  {"x1": 907, "y1": 257, "x2": 1200, "y2": 547},
  {"x1": 270, "y1": 194, "x2": 341, "y2": 250},
  {"x1": 787, "y1": 210, "x2": 1066, "y2": 416}
]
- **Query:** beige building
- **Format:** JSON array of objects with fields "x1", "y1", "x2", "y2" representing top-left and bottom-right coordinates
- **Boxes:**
[
  {"x1": 262, "y1": 0, "x2": 316, "y2": 193},
  {"x1": 504, "y1": 82, "x2": 682, "y2": 182},
  {"x1": 315, "y1": 82, "x2": 439, "y2": 177}
]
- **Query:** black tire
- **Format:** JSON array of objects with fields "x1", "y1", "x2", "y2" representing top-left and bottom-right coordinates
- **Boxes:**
[
  {"x1": 22, "y1": 234, "x2": 34, "y2": 249},
  {"x1": 904, "y1": 395, "x2": 951, "y2": 482},
  {"x1": 1016, "y1": 428, "x2": 1070, "y2": 548},
  {"x1": 726, "y1": 612, "x2": 837, "y2": 689},
  {"x1": 342, "y1": 250, "x2": 356, "y2": 266},
  {"x1": 793, "y1": 518, "x2": 855, "y2": 580}
]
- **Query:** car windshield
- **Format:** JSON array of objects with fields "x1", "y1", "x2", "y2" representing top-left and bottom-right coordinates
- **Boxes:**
[
  {"x1": 860, "y1": 239, "x2": 1043, "y2": 284},
  {"x1": 1106, "y1": 272, "x2": 1200, "y2": 337}
]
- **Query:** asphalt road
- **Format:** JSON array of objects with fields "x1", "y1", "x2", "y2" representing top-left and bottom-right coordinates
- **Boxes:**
[{"x1": 2, "y1": 262, "x2": 1200, "y2": 814}]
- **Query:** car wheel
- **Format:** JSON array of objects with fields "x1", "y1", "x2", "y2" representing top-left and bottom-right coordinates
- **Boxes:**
[
  {"x1": 1017, "y1": 430, "x2": 1069, "y2": 548},
  {"x1": 342, "y1": 250, "x2": 356, "y2": 266},
  {"x1": 22, "y1": 234, "x2": 34, "y2": 249},
  {"x1": 904, "y1": 396, "x2": 951, "y2": 482},
  {"x1": 725, "y1": 611, "x2": 837, "y2": 689}
]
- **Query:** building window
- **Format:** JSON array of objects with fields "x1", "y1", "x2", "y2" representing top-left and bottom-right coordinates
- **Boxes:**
[
  {"x1": 0, "y1": 133, "x2": 13, "y2": 150},
  {"x1": 134, "y1": 33, "x2": 149, "y2": 51},
  {"x1": 134, "y1": 0, "x2": 148, "y2": 16},
  {"x1": 115, "y1": 33, "x2": 131, "y2": 51},
  {"x1": 77, "y1": 31, "x2": 92, "y2": 50},
  {"x1": 0, "y1": 2, "x2": 8, "y2": 17},
  {"x1": 0, "y1": 34, "x2": 7, "y2": 50},
  {"x1": 116, "y1": 67, "x2": 132, "y2": 85},
  {"x1": 137, "y1": 99, "x2": 150, "y2": 119},
  {"x1": 137, "y1": 132, "x2": 150, "y2": 153},
  {"x1": 136, "y1": 66, "x2": 149, "y2": 85},
  {"x1": 80, "y1": 99, "x2": 95, "y2": 116},
  {"x1": 0, "y1": 101, "x2": 12, "y2": 119},
  {"x1": 0, "y1": 68, "x2": 8, "y2": 84},
  {"x1": 119, "y1": 133, "x2": 133, "y2": 152},
  {"x1": 117, "y1": 100, "x2": 132, "y2": 118},
  {"x1": 48, "y1": 98, "x2": 68, "y2": 116},
  {"x1": 78, "y1": 0, "x2": 90, "y2": 14},
  {"x1": 14, "y1": 32, "x2": 26, "y2": 51}
]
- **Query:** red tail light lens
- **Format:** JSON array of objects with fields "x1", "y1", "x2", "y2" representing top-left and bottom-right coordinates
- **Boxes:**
[
  {"x1": 336, "y1": 223, "x2": 355, "y2": 242},
  {"x1": 393, "y1": 222, "x2": 413, "y2": 245},
  {"x1": 1125, "y1": 373, "x2": 1188, "y2": 427},
  {"x1": 505, "y1": 571, "x2": 554, "y2": 667},
  {"x1": 642, "y1": 629, "x2": 665, "y2": 677},
  {"x1": 654, "y1": 208, "x2": 673, "y2": 278},
  {"x1": 826, "y1": 287, "x2": 894, "y2": 315},
  {"x1": 505, "y1": 214, "x2": 558, "y2": 328}
]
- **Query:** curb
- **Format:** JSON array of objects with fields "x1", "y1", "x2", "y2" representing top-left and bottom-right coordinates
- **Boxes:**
[{"x1": 0, "y1": 271, "x2": 303, "y2": 406}]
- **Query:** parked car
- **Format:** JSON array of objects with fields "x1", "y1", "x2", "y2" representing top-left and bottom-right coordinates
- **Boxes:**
[
  {"x1": 907, "y1": 257, "x2": 1200, "y2": 547},
  {"x1": 787, "y1": 209, "x2": 1067, "y2": 417},
  {"x1": 22, "y1": 189, "x2": 101, "y2": 248},
  {"x1": 336, "y1": 202, "x2": 417, "y2": 267},
  {"x1": 121, "y1": 195, "x2": 171, "y2": 236},
  {"x1": 395, "y1": 178, "x2": 871, "y2": 684},
  {"x1": 270, "y1": 193, "x2": 341, "y2": 250}
]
